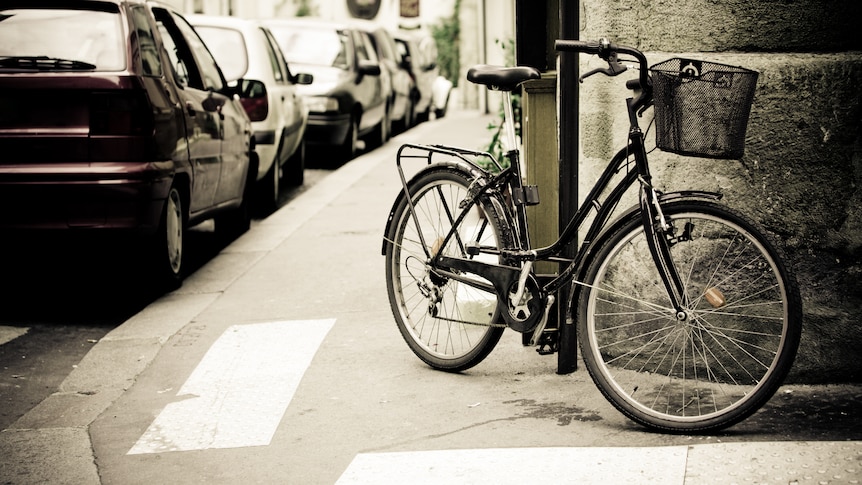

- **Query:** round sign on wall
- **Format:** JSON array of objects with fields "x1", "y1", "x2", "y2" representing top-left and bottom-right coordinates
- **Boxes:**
[{"x1": 346, "y1": 0, "x2": 381, "y2": 19}]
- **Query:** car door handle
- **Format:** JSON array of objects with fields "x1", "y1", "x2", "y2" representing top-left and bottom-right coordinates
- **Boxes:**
[{"x1": 185, "y1": 101, "x2": 196, "y2": 117}]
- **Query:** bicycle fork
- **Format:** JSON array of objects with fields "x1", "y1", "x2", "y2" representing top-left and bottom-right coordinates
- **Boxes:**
[{"x1": 638, "y1": 172, "x2": 690, "y2": 319}]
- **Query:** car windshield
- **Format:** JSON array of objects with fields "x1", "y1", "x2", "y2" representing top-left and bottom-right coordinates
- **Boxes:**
[
  {"x1": 270, "y1": 26, "x2": 350, "y2": 69},
  {"x1": 0, "y1": 6, "x2": 125, "y2": 71},
  {"x1": 194, "y1": 26, "x2": 249, "y2": 81}
]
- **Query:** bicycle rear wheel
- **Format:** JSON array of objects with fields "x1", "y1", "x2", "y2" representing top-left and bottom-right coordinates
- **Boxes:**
[
  {"x1": 578, "y1": 199, "x2": 802, "y2": 432},
  {"x1": 384, "y1": 166, "x2": 512, "y2": 372}
]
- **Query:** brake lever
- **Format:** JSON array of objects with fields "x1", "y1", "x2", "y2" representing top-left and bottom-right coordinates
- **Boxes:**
[
  {"x1": 637, "y1": 98, "x2": 654, "y2": 117},
  {"x1": 578, "y1": 52, "x2": 628, "y2": 83}
]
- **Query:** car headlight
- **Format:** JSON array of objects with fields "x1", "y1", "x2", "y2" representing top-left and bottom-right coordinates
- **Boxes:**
[{"x1": 306, "y1": 96, "x2": 339, "y2": 113}]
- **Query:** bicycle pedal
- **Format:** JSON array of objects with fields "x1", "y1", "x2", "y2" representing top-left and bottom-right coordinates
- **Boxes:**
[{"x1": 535, "y1": 331, "x2": 558, "y2": 355}]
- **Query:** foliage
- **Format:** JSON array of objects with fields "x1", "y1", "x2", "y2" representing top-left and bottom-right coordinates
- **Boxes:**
[
  {"x1": 431, "y1": 0, "x2": 460, "y2": 87},
  {"x1": 295, "y1": 0, "x2": 315, "y2": 16}
]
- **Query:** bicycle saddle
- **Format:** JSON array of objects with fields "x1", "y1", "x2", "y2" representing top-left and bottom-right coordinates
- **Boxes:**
[{"x1": 467, "y1": 65, "x2": 541, "y2": 91}]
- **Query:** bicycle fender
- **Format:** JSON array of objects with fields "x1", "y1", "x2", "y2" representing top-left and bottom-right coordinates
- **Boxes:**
[{"x1": 381, "y1": 161, "x2": 482, "y2": 255}]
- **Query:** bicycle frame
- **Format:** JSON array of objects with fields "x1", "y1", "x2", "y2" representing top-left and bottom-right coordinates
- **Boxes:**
[{"x1": 389, "y1": 76, "x2": 711, "y2": 331}]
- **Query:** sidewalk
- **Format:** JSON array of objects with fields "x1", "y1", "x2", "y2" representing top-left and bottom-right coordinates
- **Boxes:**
[{"x1": 1, "y1": 110, "x2": 860, "y2": 484}]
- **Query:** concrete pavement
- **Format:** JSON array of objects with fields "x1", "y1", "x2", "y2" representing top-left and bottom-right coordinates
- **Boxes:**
[{"x1": 1, "y1": 110, "x2": 860, "y2": 484}]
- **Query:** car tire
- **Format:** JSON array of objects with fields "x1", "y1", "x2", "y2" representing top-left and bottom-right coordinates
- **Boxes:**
[
  {"x1": 367, "y1": 104, "x2": 390, "y2": 149},
  {"x1": 284, "y1": 138, "x2": 305, "y2": 187},
  {"x1": 416, "y1": 105, "x2": 430, "y2": 124},
  {"x1": 147, "y1": 184, "x2": 185, "y2": 290},
  {"x1": 396, "y1": 97, "x2": 414, "y2": 133},
  {"x1": 435, "y1": 94, "x2": 450, "y2": 118},
  {"x1": 257, "y1": 156, "x2": 279, "y2": 214},
  {"x1": 216, "y1": 151, "x2": 254, "y2": 242},
  {"x1": 336, "y1": 113, "x2": 358, "y2": 163}
]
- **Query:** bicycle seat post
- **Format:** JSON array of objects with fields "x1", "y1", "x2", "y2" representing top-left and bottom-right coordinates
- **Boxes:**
[{"x1": 501, "y1": 90, "x2": 522, "y2": 177}]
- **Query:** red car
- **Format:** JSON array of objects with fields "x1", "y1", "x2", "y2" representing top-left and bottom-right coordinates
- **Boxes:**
[{"x1": 0, "y1": 0, "x2": 260, "y2": 288}]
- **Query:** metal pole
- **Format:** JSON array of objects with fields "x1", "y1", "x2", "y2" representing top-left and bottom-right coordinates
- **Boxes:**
[{"x1": 556, "y1": 0, "x2": 579, "y2": 375}]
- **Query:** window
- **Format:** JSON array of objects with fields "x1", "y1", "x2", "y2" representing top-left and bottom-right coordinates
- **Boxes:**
[
  {"x1": 171, "y1": 13, "x2": 223, "y2": 91},
  {"x1": 131, "y1": 7, "x2": 161, "y2": 76},
  {"x1": 355, "y1": 31, "x2": 378, "y2": 63},
  {"x1": 157, "y1": 22, "x2": 190, "y2": 86},
  {"x1": 262, "y1": 28, "x2": 288, "y2": 84},
  {"x1": 0, "y1": 6, "x2": 125, "y2": 71},
  {"x1": 195, "y1": 26, "x2": 249, "y2": 82}
]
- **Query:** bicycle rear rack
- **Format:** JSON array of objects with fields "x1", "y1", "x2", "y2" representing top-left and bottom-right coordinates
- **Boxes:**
[{"x1": 395, "y1": 143, "x2": 504, "y2": 177}]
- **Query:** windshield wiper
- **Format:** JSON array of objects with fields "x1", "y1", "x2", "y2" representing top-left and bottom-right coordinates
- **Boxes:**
[{"x1": 0, "y1": 56, "x2": 97, "y2": 71}]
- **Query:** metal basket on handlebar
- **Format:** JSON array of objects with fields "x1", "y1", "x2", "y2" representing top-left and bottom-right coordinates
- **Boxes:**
[{"x1": 650, "y1": 58, "x2": 758, "y2": 159}]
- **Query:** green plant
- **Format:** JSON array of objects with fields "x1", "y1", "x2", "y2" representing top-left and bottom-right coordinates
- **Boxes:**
[
  {"x1": 431, "y1": 0, "x2": 460, "y2": 87},
  {"x1": 295, "y1": 0, "x2": 315, "y2": 16}
]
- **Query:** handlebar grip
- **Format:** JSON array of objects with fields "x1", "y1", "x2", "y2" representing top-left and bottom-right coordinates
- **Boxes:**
[
  {"x1": 555, "y1": 39, "x2": 601, "y2": 54},
  {"x1": 625, "y1": 79, "x2": 642, "y2": 90}
]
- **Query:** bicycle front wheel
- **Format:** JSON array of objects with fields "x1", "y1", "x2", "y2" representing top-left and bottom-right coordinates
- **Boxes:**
[
  {"x1": 384, "y1": 166, "x2": 513, "y2": 372},
  {"x1": 578, "y1": 199, "x2": 802, "y2": 432}
]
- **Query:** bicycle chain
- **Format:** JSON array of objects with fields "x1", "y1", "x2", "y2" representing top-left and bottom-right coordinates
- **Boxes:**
[{"x1": 429, "y1": 314, "x2": 509, "y2": 328}]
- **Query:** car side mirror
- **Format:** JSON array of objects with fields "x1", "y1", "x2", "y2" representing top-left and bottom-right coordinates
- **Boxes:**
[
  {"x1": 292, "y1": 72, "x2": 314, "y2": 85},
  {"x1": 357, "y1": 59, "x2": 381, "y2": 77}
]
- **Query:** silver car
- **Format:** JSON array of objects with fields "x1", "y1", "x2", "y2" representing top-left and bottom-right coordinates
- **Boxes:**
[{"x1": 190, "y1": 15, "x2": 313, "y2": 212}]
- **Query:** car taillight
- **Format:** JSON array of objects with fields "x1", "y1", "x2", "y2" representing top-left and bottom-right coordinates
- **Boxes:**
[
  {"x1": 90, "y1": 91, "x2": 153, "y2": 136},
  {"x1": 241, "y1": 96, "x2": 268, "y2": 122}
]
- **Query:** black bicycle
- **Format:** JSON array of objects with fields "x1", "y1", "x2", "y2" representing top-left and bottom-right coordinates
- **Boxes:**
[{"x1": 382, "y1": 38, "x2": 802, "y2": 433}]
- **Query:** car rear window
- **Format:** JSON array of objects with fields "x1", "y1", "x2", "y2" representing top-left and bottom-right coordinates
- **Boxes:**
[
  {"x1": 194, "y1": 26, "x2": 249, "y2": 81},
  {"x1": 270, "y1": 26, "x2": 350, "y2": 69},
  {"x1": 0, "y1": 5, "x2": 126, "y2": 72}
]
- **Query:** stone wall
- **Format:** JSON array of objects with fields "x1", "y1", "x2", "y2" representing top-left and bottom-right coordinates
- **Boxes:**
[{"x1": 578, "y1": 0, "x2": 862, "y2": 382}]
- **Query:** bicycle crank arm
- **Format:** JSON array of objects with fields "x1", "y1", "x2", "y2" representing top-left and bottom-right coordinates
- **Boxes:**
[{"x1": 528, "y1": 294, "x2": 555, "y2": 346}]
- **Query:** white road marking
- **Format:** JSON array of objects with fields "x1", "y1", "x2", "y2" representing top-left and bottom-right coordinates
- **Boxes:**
[
  {"x1": 336, "y1": 446, "x2": 688, "y2": 484},
  {"x1": 128, "y1": 319, "x2": 335, "y2": 454}
]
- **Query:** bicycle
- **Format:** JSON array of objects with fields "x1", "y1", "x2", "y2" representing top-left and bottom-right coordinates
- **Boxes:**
[{"x1": 381, "y1": 38, "x2": 802, "y2": 433}]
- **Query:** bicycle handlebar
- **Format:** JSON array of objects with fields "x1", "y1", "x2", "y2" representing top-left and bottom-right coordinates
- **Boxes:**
[{"x1": 555, "y1": 38, "x2": 651, "y2": 92}]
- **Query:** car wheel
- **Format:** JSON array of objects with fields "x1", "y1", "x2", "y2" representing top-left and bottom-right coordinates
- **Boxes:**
[
  {"x1": 397, "y1": 97, "x2": 414, "y2": 133},
  {"x1": 284, "y1": 138, "x2": 305, "y2": 187},
  {"x1": 148, "y1": 184, "x2": 184, "y2": 290},
  {"x1": 216, "y1": 151, "x2": 254, "y2": 242},
  {"x1": 336, "y1": 114, "x2": 358, "y2": 163},
  {"x1": 257, "y1": 157, "x2": 279, "y2": 214},
  {"x1": 367, "y1": 104, "x2": 390, "y2": 149},
  {"x1": 416, "y1": 105, "x2": 430, "y2": 123},
  {"x1": 435, "y1": 93, "x2": 450, "y2": 118}
]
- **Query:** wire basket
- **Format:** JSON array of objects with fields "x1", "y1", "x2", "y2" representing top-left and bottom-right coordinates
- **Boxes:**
[{"x1": 650, "y1": 58, "x2": 758, "y2": 159}]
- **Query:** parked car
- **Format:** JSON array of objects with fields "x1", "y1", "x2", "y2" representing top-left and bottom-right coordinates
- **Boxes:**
[
  {"x1": 432, "y1": 75, "x2": 453, "y2": 118},
  {"x1": 189, "y1": 15, "x2": 313, "y2": 212},
  {"x1": 0, "y1": 0, "x2": 259, "y2": 288},
  {"x1": 353, "y1": 21, "x2": 414, "y2": 133},
  {"x1": 393, "y1": 30, "x2": 438, "y2": 125},
  {"x1": 264, "y1": 18, "x2": 388, "y2": 162}
]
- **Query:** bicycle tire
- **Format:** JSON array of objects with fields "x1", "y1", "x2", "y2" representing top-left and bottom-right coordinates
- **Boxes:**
[
  {"x1": 577, "y1": 199, "x2": 802, "y2": 433},
  {"x1": 384, "y1": 166, "x2": 513, "y2": 372}
]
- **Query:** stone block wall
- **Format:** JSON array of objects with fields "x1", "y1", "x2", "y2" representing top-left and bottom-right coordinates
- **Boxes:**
[{"x1": 578, "y1": 0, "x2": 862, "y2": 382}]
